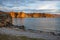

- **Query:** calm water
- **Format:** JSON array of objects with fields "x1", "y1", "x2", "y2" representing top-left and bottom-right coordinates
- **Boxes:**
[{"x1": 12, "y1": 18, "x2": 60, "y2": 32}]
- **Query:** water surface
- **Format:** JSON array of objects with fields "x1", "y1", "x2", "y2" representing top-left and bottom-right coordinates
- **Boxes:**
[{"x1": 12, "y1": 18, "x2": 60, "y2": 32}]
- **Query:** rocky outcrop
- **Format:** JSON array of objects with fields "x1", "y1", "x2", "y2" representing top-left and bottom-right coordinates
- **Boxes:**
[
  {"x1": 10, "y1": 12, "x2": 60, "y2": 18},
  {"x1": 0, "y1": 11, "x2": 60, "y2": 18},
  {"x1": 0, "y1": 11, "x2": 12, "y2": 27}
]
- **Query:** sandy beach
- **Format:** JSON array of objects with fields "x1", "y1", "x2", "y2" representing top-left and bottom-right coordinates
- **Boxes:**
[{"x1": 0, "y1": 27, "x2": 60, "y2": 40}]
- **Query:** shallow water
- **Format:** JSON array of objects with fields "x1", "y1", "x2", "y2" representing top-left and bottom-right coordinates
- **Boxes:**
[{"x1": 12, "y1": 18, "x2": 60, "y2": 32}]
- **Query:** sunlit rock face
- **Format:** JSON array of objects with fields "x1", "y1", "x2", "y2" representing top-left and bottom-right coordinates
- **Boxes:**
[
  {"x1": 18, "y1": 12, "x2": 26, "y2": 18},
  {"x1": 33, "y1": 13, "x2": 40, "y2": 18},
  {"x1": 10, "y1": 12, "x2": 26, "y2": 18},
  {"x1": 44, "y1": 13, "x2": 55, "y2": 18},
  {"x1": 10, "y1": 11, "x2": 58, "y2": 18},
  {"x1": 1, "y1": 11, "x2": 60, "y2": 19},
  {"x1": 10, "y1": 12, "x2": 15, "y2": 18}
]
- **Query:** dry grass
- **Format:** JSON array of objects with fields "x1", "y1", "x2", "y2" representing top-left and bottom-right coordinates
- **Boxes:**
[{"x1": 0, "y1": 34, "x2": 45, "y2": 40}]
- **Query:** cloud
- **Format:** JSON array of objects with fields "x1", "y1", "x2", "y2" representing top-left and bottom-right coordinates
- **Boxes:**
[
  {"x1": 37, "y1": 4, "x2": 56, "y2": 9},
  {"x1": 23, "y1": 1, "x2": 59, "y2": 9},
  {"x1": 0, "y1": 0, "x2": 60, "y2": 14}
]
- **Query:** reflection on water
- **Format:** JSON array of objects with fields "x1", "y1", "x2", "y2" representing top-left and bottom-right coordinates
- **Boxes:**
[
  {"x1": 12, "y1": 18, "x2": 24, "y2": 26},
  {"x1": 12, "y1": 18, "x2": 60, "y2": 32}
]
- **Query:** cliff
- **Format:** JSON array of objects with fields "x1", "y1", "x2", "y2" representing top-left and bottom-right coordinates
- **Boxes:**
[{"x1": 0, "y1": 11, "x2": 60, "y2": 18}]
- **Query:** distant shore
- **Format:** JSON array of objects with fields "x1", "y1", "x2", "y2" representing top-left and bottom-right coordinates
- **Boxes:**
[{"x1": 1, "y1": 11, "x2": 60, "y2": 18}]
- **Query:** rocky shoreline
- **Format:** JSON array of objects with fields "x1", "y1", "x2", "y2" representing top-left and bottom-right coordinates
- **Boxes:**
[{"x1": 0, "y1": 27, "x2": 60, "y2": 40}]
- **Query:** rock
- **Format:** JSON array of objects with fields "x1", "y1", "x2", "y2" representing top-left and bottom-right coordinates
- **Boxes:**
[
  {"x1": 14, "y1": 25, "x2": 25, "y2": 30},
  {"x1": 19, "y1": 25, "x2": 25, "y2": 30},
  {"x1": 50, "y1": 32, "x2": 56, "y2": 36},
  {"x1": 57, "y1": 33, "x2": 60, "y2": 36}
]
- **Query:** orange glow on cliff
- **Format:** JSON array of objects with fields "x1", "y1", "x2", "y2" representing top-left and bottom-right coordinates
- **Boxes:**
[{"x1": 10, "y1": 12, "x2": 15, "y2": 18}]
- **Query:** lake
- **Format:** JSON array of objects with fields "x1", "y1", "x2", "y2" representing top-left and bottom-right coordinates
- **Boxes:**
[{"x1": 12, "y1": 18, "x2": 60, "y2": 32}]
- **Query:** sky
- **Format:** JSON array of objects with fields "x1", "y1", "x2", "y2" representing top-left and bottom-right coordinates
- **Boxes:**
[{"x1": 0, "y1": 0, "x2": 60, "y2": 14}]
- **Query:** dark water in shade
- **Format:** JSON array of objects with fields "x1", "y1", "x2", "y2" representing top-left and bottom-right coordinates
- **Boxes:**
[{"x1": 12, "y1": 18, "x2": 60, "y2": 32}]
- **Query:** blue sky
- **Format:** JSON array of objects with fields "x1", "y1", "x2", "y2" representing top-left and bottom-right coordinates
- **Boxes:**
[{"x1": 0, "y1": 0, "x2": 60, "y2": 14}]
